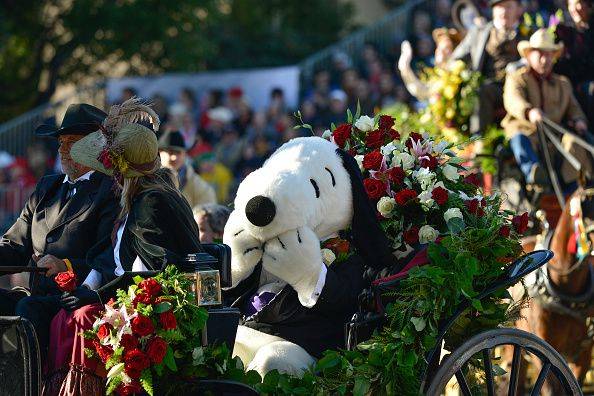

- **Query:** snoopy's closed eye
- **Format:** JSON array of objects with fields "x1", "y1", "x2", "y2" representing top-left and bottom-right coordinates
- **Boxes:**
[
  {"x1": 310, "y1": 179, "x2": 320, "y2": 198},
  {"x1": 325, "y1": 167, "x2": 336, "y2": 187}
]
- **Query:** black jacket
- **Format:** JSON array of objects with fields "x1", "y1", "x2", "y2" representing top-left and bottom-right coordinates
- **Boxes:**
[
  {"x1": 91, "y1": 187, "x2": 202, "y2": 301},
  {"x1": 227, "y1": 255, "x2": 365, "y2": 358},
  {"x1": 0, "y1": 172, "x2": 118, "y2": 295}
]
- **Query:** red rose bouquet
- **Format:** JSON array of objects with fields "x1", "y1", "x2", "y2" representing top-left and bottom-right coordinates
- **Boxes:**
[
  {"x1": 55, "y1": 271, "x2": 77, "y2": 292},
  {"x1": 84, "y1": 267, "x2": 210, "y2": 395},
  {"x1": 320, "y1": 112, "x2": 529, "y2": 260}
]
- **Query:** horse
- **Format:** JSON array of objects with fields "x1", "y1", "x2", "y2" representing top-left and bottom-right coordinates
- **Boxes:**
[{"x1": 506, "y1": 186, "x2": 594, "y2": 393}]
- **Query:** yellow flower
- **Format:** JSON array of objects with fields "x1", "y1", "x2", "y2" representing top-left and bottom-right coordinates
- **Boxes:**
[
  {"x1": 443, "y1": 84, "x2": 457, "y2": 100},
  {"x1": 451, "y1": 60, "x2": 466, "y2": 74},
  {"x1": 445, "y1": 108, "x2": 456, "y2": 120}
]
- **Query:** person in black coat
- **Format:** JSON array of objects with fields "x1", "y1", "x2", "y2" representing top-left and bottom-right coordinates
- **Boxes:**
[
  {"x1": 42, "y1": 99, "x2": 203, "y2": 396},
  {"x1": 0, "y1": 104, "x2": 118, "y2": 355}
]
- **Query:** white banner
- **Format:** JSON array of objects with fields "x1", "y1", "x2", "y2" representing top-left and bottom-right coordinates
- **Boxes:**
[{"x1": 106, "y1": 66, "x2": 300, "y2": 111}]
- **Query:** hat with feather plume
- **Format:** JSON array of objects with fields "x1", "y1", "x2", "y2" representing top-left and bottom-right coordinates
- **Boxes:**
[{"x1": 70, "y1": 98, "x2": 161, "y2": 180}]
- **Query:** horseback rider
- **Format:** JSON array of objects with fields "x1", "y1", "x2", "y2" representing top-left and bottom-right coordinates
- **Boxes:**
[{"x1": 502, "y1": 28, "x2": 593, "y2": 188}]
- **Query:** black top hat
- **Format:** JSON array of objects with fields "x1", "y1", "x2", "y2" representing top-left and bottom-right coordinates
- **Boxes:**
[
  {"x1": 35, "y1": 103, "x2": 107, "y2": 138},
  {"x1": 158, "y1": 131, "x2": 186, "y2": 152}
]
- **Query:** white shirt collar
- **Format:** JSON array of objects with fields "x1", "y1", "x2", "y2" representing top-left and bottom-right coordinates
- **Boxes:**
[{"x1": 63, "y1": 170, "x2": 94, "y2": 185}]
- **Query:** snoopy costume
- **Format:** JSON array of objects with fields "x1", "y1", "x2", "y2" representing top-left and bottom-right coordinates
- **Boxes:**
[{"x1": 223, "y1": 137, "x2": 397, "y2": 377}]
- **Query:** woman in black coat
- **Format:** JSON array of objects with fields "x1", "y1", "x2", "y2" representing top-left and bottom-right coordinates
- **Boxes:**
[{"x1": 43, "y1": 100, "x2": 202, "y2": 396}]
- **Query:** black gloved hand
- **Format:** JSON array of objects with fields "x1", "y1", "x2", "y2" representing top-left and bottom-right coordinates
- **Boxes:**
[{"x1": 60, "y1": 286, "x2": 101, "y2": 311}]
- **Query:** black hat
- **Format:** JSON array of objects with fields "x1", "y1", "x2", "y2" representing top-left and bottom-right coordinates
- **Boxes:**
[
  {"x1": 158, "y1": 131, "x2": 186, "y2": 152},
  {"x1": 35, "y1": 103, "x2": 107, "y2": 138},
  {"x1": 489, "y1": 0, "x2": 519, "y2": 7}
]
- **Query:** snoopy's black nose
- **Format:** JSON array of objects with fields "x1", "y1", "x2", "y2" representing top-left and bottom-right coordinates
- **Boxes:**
[{"x1": 245, "y1": 195, "x2": 276, "y2": 227}]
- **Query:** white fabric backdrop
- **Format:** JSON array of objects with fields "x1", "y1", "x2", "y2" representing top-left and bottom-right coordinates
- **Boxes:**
[{"x1": 106, "y1": 66, "x2": 300, "y2": 111}]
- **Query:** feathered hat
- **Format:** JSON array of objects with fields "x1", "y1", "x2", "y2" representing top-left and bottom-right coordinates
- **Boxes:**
[{"x1": 71, "y1": 98, "x2": 161, "y2": 180}]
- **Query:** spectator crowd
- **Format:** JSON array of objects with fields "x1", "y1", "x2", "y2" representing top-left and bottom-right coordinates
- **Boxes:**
[{"x1": 1, "y1": 0, "x2": 593, "y2": 231}]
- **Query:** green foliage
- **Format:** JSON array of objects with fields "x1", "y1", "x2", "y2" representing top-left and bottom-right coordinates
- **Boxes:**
[{"x1": 0, "y1": 0, "x2": 354, "y2": 121}]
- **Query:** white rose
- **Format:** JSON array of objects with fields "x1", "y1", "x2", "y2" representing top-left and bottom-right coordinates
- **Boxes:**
[
  {"x1": 444, "y1": 207, "x2": 463, "y2": 223},
  {"x1": 414, "y1": 168, "x2": 436, "y2": 190},
  {"x1": 393, "y1": 152, "x2": 415, "y2": 170},
  {"x1": 418, "y1": 225, "x2": 439, "y2": 244},
  {"x1": 442, "y1": 164, "x2": 460, "y2": 181},
  {"x1": 322, "y1": 129, "x2": 332, "y2": 139},
  {"x1": 381, "y1": 142, "x2": 396, "y2": 155},
  {"x1": 377, "y1": 196, "x2": 397, "y2": 218},
  {"x1": 354, "y1": 115, "x2": 375, "y2": 132},
  {"x1": 354, "y1": 155, "x2": 365, "y2": 172},
  {"x1": 418, "y1": 190, "x2": 435, "y2": 209},
  {"x1": 321, "y1": 248, "x2": 336, "y2": 266}
]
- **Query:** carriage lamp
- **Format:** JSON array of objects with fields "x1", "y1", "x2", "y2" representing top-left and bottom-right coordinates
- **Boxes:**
[{"x1": 183, "y1": 253, "x2": 222, "y2": 307}]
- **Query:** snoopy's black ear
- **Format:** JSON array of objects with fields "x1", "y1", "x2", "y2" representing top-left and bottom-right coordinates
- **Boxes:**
[{"x1": 335, "y1": 148, "x2": 401, "y2": 274}]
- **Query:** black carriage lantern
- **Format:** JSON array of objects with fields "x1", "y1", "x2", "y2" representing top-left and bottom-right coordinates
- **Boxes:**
[{"x1": 183, "y1": 253, "x2": 222, "y2": 307}]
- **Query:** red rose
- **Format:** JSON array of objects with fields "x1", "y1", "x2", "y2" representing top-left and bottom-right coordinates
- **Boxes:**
[
  {"x1": 323, "y1": 238, "x2": 350, "y2": 254},
  {"x1": 464, "y1": 173, "x2": 482, "y2": 187},
  {"x1": 98, "y1": 149, "x2": 113, "y2": 169},
  {"x1": 55, "y1": 271, "x2": 77, "y2": 292},
  {"x1": 139, "y1": 278, "x2": 162, "y2": 298},
  {"x1": 146, "y1": 336, "x2": 168, "y2": 364},
  {"x1": 363, "y1": 178, "x2": 387, "y2": 200},
  {"x1": 97, "y1": 324, "x2": 112, "y2": 341},
  {"x1": 405, "y1": 132, "x2": 423, "y2": 149},
  {"x1": 387, "y1": 166, "x2": 405, "y2": 185},
  {"x1": 512, "y1": 212, "x2": 529, "y2": 234},
  {"x1": 388, "y1": 128, "x2": 401, "y2": 141},
  {"x1": 332, "y1": 123, "x2": 352, "y2": 147},
  {"x1": 117, "y1": 381, "x2": 143, "y2": 396},
  {"x1": 132, "y1": 291, "x2": 153, "y2": 307},
  {"x1": 403, "y1": 226, "x2": 420, "y2": 245},
  {"x1": 159, "y1": 310, "x2": 177, "y2": 330},
  {"x1": 420, "y1": 155, "x2": 438, "y2": 170},
  {"x1": 362, "y1": 150, "x2": 383, "y2": 170},
  {"x1": 465, "y1": 199, "x2": 480, "y2": 215},
  {"x1": 395, "y1": 189, "x2": 418, "y2": 206},
  {"x1": 365, "y1": 129, "x2": 385, "y2": 149},
  {"x1": 92, "y1": 339, "x2": 113, "y2": 364},
  {"x1": 378, "y1": 115, "x2": 395, "y2": 131},
  {"x1": 431, "y1": 186, "x2": 449, "y2": 206},
  {"x1": 499, "y1": 225, "x2": 511, "y2": 237},
  {"x1": 131, "y1": 315, "x2": 154, "y2": 337},
  {"x1": 119, "y1": 334, "x2": 139, "y2": 351},
  {"x1": 123, "y1": 349, "x2": 150, "y2": 379}
]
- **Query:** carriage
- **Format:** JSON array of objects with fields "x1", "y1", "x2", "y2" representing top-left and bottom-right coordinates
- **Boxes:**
[{"x1": 0, "y1": 247, "x2": 583, "y2": 395}]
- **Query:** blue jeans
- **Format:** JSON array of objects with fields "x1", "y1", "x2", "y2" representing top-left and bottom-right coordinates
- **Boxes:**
[{"x1": 510, "y1": 134, "x2": 539, "y2": 181}]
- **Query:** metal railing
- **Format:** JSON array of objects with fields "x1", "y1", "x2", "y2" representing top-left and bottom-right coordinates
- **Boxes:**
[
  {"x1": 298, "y1": 0, "x2": 426, "y2": 92},
  {"x1": 0, "y1": 82, "x2": 106, "y2": 157}
]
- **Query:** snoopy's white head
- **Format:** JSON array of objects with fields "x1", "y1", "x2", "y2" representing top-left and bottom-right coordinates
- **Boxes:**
[{"x1": 232, "y1": 137, "x2": 353, "y2": 242}]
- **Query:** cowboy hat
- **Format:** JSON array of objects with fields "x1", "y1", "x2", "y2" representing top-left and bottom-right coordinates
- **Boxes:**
[
  {"x1": 517, "y1": 28, "x2": 564, "y2": 59},
  {"x1": 70, "y1": 99, "x2": 161, "y2": 179},
  {"x1": 35, "y1": 103, "x2": 107, "y2": 138}
]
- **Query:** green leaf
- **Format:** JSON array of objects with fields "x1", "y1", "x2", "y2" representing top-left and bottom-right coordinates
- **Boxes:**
[
  {"x1": 355, "y1": 99, "x2": 361, "y2": 121},
  {"x1": 163, "y1": 346, "x2": 178, "y2": 372},
  {"x1": 154, "y1": 301, "x2": 172, "y2": 313},
  {"x1": 133, "y1": 275, "x2": 144, "y2": 285},
  {"x1": 471, "y1": 298, "x2": 484, "y2": 311},
  {"x1": 316, "y1": 354, "x2": 340, "y2": 370},
  {"x1": 410, "y1": 317, "x2": 426, "y2": 332},
  {"x1": 347, "y1": 108, "x2": 353, "y2": 124},
  {"x1": 447, "y1": 217, "x2": 465, "y2": 234},
  {"x1": 353, "y1": 378, "x2": 371, "y2": 396},
  {"x1": 140, "y1": 369, "x2": 154, "y2": 396}
]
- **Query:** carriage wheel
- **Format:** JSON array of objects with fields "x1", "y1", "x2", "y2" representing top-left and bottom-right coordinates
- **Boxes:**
[{"x1": 425, "y1": 328, "x2": 582, "y2": 396}]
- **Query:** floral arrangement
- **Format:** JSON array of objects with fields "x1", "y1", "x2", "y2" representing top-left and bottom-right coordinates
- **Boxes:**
[
  {"x1": 420, "y1": 60, "x2": 481, "y2": 144},
  {"x1": 320, "y1": 236, "x2": 353, "y2": 267},
  {"x1": 83, "y1": 267, "x2": 241, "y2": 395}
]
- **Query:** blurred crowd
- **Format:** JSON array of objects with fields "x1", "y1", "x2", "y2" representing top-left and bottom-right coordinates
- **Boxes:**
[{"x1": 1, "y1": 0, "x2": 592, "y2": 232}]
